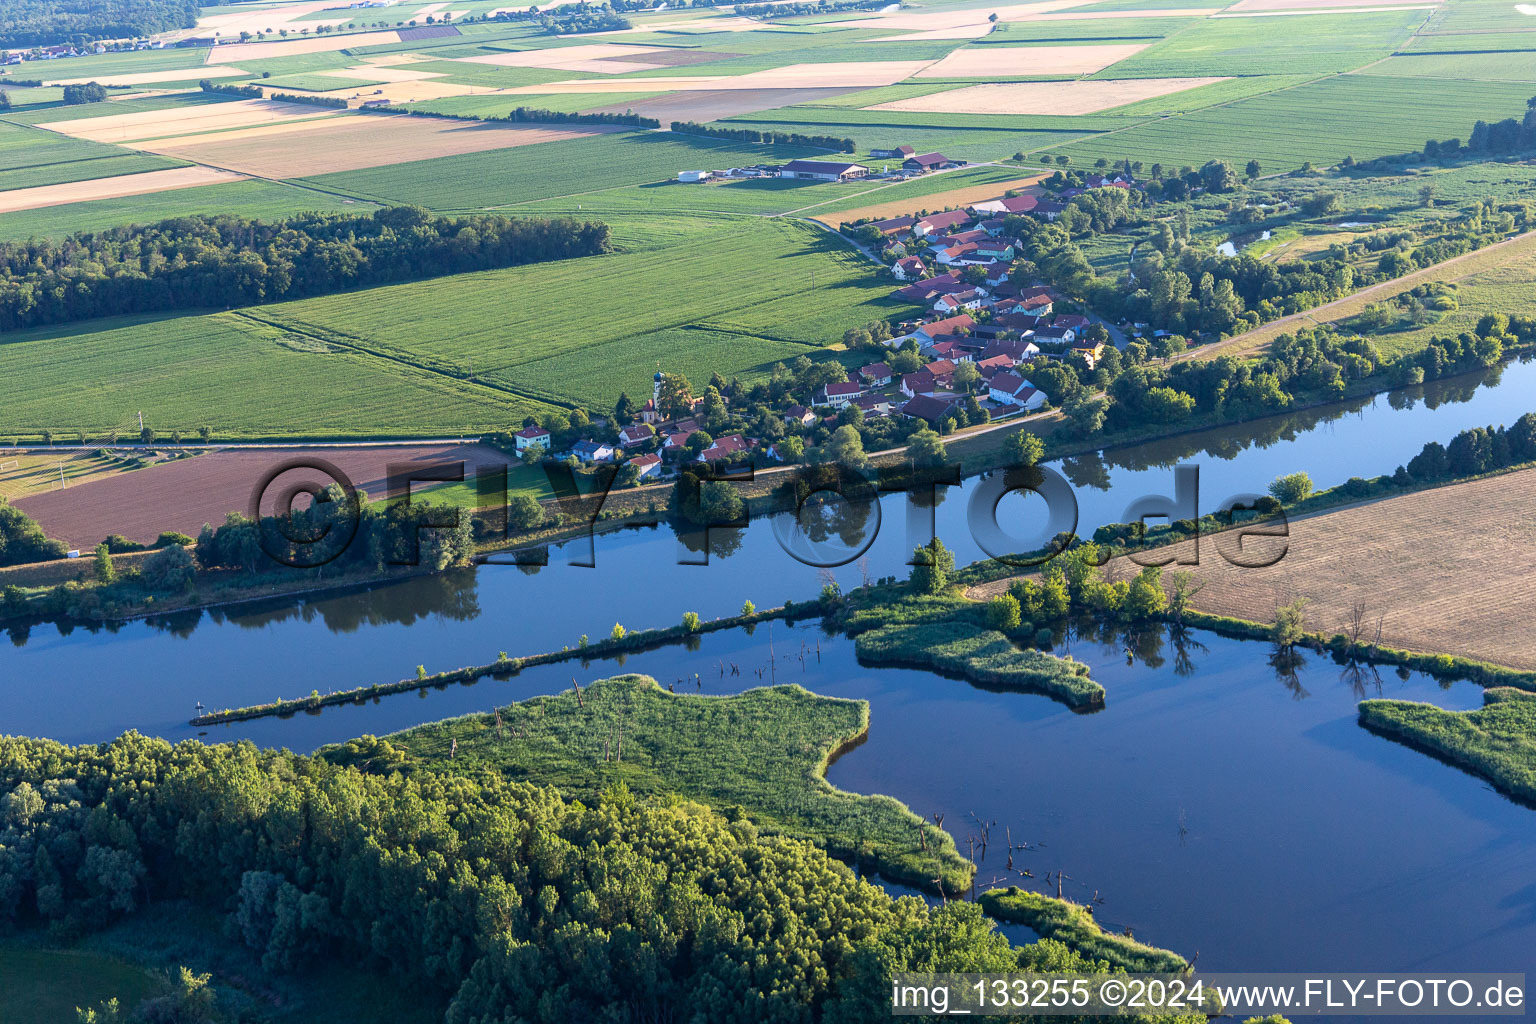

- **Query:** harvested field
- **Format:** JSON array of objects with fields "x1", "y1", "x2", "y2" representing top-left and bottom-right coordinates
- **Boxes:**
[
  {"x1": 134, "y1": 113, "x2": 622, "y2": 177},
  {"x1": 585, "y1": 87, "x2": 860, "y2": 123},
  {"x1": 868, "y1": 77, "x2": 1229, "y2": 115},
  {"x1": 317, "y1": 65, "x2": 446, "y2": 83},
  {"x1": 201, "y1": 30, "x2": 405, "y2": 62},
  {"x1": 15, "y1": 444, "x2": 515, "y2": 547},
  {"x1": 915, "y1": 43, "x2": 1152, "y2": 78},
  {"x1": 0, "y1": 166, "x2": 245, "y2": 214},
  {"x1": 43, "y1": 99, "x2": 344, "y2": 144},
  {"x1": 1226, "y1": 0, "x2": 1436, "y2": 8},
  {"x1": 966, "y1": 467, "x2": 1536, "y2": 670},
  {"x1": 44, "y1": 66, "x2": 252, "y2": 87},
  {"x1": 510, "y1": 61, "x2": 936, "y2": 94},
  {"x1": 811, "y1": 173, "x2": 1047, "y2": 227},
  {"x1": 843, "y1": 0, "x2": 1092, "y2": 34}
]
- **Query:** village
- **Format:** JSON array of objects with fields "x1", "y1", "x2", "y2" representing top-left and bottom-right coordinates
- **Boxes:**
[{"x1": 511, "y1": 155, "x2": 1148, "y2": 486}]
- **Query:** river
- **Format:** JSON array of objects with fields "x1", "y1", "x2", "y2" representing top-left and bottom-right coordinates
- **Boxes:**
[{"x1": 3, "y1": 360, "x2": 1534, "y2": 1013}]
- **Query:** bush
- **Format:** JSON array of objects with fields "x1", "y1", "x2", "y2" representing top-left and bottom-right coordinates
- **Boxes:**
[{"x1": 1268, "y1": 471, "x2": 1314, "y2": 504}]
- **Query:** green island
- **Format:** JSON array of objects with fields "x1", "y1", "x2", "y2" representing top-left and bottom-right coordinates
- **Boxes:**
[
  {"x1": 1359, "y1": 688, "x2": 1536, "y2": 805},
  {"x1": 326, "y1": 674, "x2": 973, "y2": 894}
]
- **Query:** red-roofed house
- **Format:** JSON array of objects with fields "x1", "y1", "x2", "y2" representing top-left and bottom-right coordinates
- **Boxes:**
[
  {"x1": 976, "y1": 354, "x2": 1014, "y2": 377},
  {"x1": 870, "y1": 215, "x2": 916, "y2": 235},
  {"x1": 934, "y1": 289, "x2": 985, "y2": 314},
  {"x1": 858, "y1": 362, "x2": 893, "y2": 387},
  {"x1": 514, "y1": 426, "x2": 551, "y2": 453},
  {"x1": 913, "y1": 210, "x2": 972, "y2": 237},
  {"x1": 915, "y1": 314, "x2": 975, "y2": 342},
  {"x1": 893, "y1": 255, "x2": 927, "y2": 281},
  {"x1": 697, "y1": 433, "x2": 752, "y2": 462},
  {"x1": 630, "y1": 452, "x2": 662, "y2": 480},
  {"x1": 618, "y1": 423, "x2": 654, "y2": 449},
  {"x1": 784, "y1": 404, "x2": 816, "y2": 428},
  {"x1": 901, "y1": 370, "x2": 937, "y2": 398}
]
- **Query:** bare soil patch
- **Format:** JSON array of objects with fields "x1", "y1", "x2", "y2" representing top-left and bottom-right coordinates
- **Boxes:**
[
  {"x1": 915, "y1": 43, "x2": 1151, "y2": 78},
  {"x1": 870, "y1": 77, "x2": 1228, "y2": 115},
  {"x1": 812, "y1": 173, "x2": 1047, "y2": 227},
  {"x1": 16, "y1": 444, "x2": 514, "y2": 547},
  {"x1": 0, "y1": 166, "x2": 244, "y2": 213},
  {"x1": 45, "y1": 99, "x2": 343, "y2": 144},
  {"x1": 843, "y1": 0, "x2": 1090, "y2": 33},
  {"x1": 133, "y1": 113, "x2": 620, "y2": 177}
]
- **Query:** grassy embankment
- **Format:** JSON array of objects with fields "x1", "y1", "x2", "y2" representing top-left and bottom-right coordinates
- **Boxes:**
[
  {"x1": 333, "y1": 673, "x2": 974, "y2": 895},
  {"x1": 191, "y1": 597, "x2": 832, "y2": 725},
  {"x1": 977, "y1": 888, "x2": 1190, "y2": 974},
  {"x1": 1359, "y1": 688, "x2": 1536, "y2": 805}
]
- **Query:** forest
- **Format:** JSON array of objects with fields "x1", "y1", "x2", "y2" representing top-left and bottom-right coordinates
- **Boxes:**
[
  {"x1": 0, "y1": 0, "x2": 193, "y2": 47},
  {"x1": 0, "y1": 732, "x2": 1205, "y2": 1023},
  {"x1": 0, "y1": 207, "x2": 611, "y2": 331}
]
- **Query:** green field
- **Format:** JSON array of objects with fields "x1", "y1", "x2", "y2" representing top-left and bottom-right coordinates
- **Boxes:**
[
  {"x1": 351, "y1": 674, "x2": 973, "y2": 893},
  {"x1": 253, "y1": 217, "x2": 887, "y2": 410},
  {"x1": 0, "y1": 119, "x2": 185, "y2": 191},
  {"x1": 0, "y1": 311, "x2": 558, "y2": 438},
  {"x1": 0, "y1": 179, "x2": 376, "y2": 240},
  {"x1": 1339, "y1": 248, "x2": 1536, "y2": 358},
  {"x1": 1093, "y1": 8, "x2": 1427, "y2": 77},
  {"x1": 1050, "y1": 73, "x2": 1536, "y2": 171},
  {"x1": 1359, "y1": 51, "x2": 1536, "y2": 82},
  {"x1": 0, "y1": 947, "x2": 162, "y2": 1023},
  {"x1": 260, "y1": 72, "x2": 384, "y2": 92},
  {"x1": 295, "y1": 132, "x2": 830, "y2": 211}
]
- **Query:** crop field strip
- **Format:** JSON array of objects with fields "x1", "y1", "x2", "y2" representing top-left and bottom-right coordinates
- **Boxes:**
[
  {"x1": 0, "y1": 311, "x2": 560, "y2": 438},
  {"x1": 241, "y1": 217, "x2": 888, "y2": 409}
]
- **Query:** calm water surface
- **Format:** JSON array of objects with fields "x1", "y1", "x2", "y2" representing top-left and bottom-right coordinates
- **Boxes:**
[{"x1": 3, "y1": 362, "x2": 1534, "y2": 1009}]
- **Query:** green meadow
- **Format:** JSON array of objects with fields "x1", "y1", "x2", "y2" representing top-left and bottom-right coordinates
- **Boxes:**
[
  {"x1": 255, "y1": 217, "x2": 887, "y2": 410},
  {"x1": 0, "y1": 312, "x2": 556, "y2": 438}
]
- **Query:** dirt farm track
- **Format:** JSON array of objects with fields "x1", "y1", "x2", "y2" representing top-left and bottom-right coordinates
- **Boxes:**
[
  {"x1": 15, "y1": 444, "x2": 514, "y2": 548},
  {"x1": 970, "y1": 466, "x2": 1536, "y2": 671}
]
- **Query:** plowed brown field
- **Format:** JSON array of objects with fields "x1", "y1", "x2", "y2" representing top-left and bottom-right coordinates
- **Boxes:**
[{"x1": 16, "y1": 444, "x2": 515, "y2": 548}]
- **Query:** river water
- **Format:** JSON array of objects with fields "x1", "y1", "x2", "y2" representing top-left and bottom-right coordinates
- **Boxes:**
[{"x1": 3, "y1": 360, "x2": 1534, "y2": 1007}]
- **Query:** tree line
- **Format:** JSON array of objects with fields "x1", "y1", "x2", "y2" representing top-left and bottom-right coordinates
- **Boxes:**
[
  {"x1": 0, "y1": 0, "x2": 194, "y2": 47},
  {"x1": 0, "y1": 206, "x2": 611, "y2": 331},
  {"x1": 0, "y1": 732, "x2": 1202, "y2": 1023},
  {"x1": 199, "y1": 79, "x2": 348, "y2": 108},
  {"x1": 366, "y1": 102, "x2": 660, "y2": 129},
  {"x1": 735, "y1": 0, "x2": 892, "y2": 15},
  {"x1": 671, "y1": 120, "x2": 857, "y2": 153}
]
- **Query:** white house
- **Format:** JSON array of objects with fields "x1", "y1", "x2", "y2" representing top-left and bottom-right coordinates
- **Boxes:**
[
  {"x1": 630, "y1": 453, "x2": 662, "y2": 480},
  {"x1": 570, "y1": 440, "x2": 616, "y2": 463},
  {"x1": 892, "y1": 256, "x2": 926, "y2": 281},
  {"x1": 514, "y1": 426, "x2": 550, "y2": 453},
  {"x1": 816, "y1": 381, "x2": 865, "y2": 409}
]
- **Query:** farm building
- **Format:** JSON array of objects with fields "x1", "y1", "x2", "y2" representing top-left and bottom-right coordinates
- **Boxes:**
[
  {"x1": 778, "y1": 160, "x2": 869, "y2": 182},
  {"x1": 913, "y1": 210, "x2": 972, "y2": 237},
  {"x1": 903, "y1": 152, "x2": 961, "y2": 173},
  {"x1": 677, "y1": 170, "x2": 713, "y2": 183},
  {"x1": 900, "y1": 394, "x2": 960, "y2": 425},
  {"x1": 871, "y1": 145, "x2": 915, "y2": 159}
]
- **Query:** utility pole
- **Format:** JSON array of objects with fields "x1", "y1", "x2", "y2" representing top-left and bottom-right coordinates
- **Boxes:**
[{"x1": 137, "y1": 411, "x2": 143, "y2": 433}]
